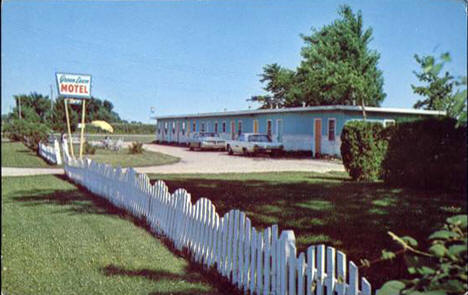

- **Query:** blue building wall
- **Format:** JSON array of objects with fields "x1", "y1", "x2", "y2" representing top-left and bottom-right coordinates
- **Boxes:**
[{"x1": 155, "y1": 109, "x2": 432, "y2": 156}]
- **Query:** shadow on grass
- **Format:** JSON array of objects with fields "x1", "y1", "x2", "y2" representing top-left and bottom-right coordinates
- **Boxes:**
[
  {"x1": 149, "y1": 175, "x2": 466, "y2": 288},
  {"x1": 11, "y1": 174, "x2": 238, "y2": 295}
]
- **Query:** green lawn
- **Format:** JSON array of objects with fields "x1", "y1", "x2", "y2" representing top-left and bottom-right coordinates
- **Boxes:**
[
  {"x1": 1, "y1": 141, "x2": 179, "y2": 168},
  {"x1": 1, "y1": 175, "x2": 224, "y2": 294},
  {"x1": 72, "y1": 145, "x2": 180, "y2": 167},
  {"x1": 1, "y1": 142, "x2": 53, "y2": 168},
  {"x1": 148, "y1": 172, "x2": 467, "y2": 288}
]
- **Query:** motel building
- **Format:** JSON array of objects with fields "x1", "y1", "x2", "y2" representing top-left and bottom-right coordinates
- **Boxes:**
[{"x1": 154, "y1": 105, "x2": 444, "y2": 157}]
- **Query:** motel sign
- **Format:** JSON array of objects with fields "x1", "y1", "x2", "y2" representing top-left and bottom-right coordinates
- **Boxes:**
[{"x1": 56, "y1": 73, "x2": 92, "y2": 98}]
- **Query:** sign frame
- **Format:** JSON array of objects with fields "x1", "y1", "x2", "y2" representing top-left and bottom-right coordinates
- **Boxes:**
[{"x1": 55, "y1": 72, "x2": 93, "y2": 99}]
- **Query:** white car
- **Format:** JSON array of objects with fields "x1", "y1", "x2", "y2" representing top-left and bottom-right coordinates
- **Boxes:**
[
  {"x1": 226, "y1": 133, "x2": 284, "y2": 157},
  {"x1": 188, "y1": 132, "x2": 226, "y2": 151}
]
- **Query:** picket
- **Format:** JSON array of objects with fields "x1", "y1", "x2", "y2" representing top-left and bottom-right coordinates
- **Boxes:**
[
  {"x1": 62, "y1": 154, "x2": 378, "y2": 295},
  {"x1": 38, "y1": 139, "x2": 62, "y2": 165}
]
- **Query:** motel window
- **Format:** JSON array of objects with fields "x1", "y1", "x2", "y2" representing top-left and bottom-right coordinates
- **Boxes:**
[
  {"x1": 201, "y1": 122, "x2": 205, "y2": 132},
  {"x1": 193, "y1": 121, "x2": 196, "y2": 132},
  {"x1": 238, "y1": 121, "x2": 243, "y2": 136},
  {"x1": 164, "y1": 122, "x2": 168, "y2": 135},
  {"x1": 172, "y1": 122, "x2": 176, "y2": 134},
  {"x1": 267, "y1": 120, "x2": 272, "y2": 137},
  {"x1": 222, "y1": 121, "x2": 226, "y2": 133},
  {"x1": 384, "y1": 119, "x2": 396, "y2": 128},
  {"x1": 214, "y1": 122, "x2": 218, "y2": 133},
  {"x1": 182, "y1": 122, "x2": 186, "y2": 135},
  {"x1": 328, "y1": 119, "x2": 336, "y2": 141}
]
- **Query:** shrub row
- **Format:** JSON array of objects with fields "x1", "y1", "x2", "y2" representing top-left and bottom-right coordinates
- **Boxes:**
[
  {"x1": 381, "y1": 118, "x2": 467, "y2": 192},
  {"x1": 340, "y1": 117, "x2": 467, "y2": 192},
  {"x1": 85, "y1": 123, "x2": 156, "y2": 134}
]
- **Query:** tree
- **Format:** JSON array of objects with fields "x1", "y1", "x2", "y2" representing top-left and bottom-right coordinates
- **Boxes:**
[
  {"x1": 50, "y1": 96, "x2": 122, "y2": 133},
  {"x1": 251, "y1": 5, "x2": 386, "y2": 113},
  {"x1": 412, "y1": 53, "x2": 455, "y2": 110},
  {"x1": 297, "y1": 5, "x2": 385, "y2": 113},
  {"x1": 10, "y1": 92, "x2": 53, "y2": 124},
  {"x1": 412, "y1": 52, "x2": 467, "y2": 126},
  {"x1": 248, "y1": 64, "x2": 296, "y2": 109}
]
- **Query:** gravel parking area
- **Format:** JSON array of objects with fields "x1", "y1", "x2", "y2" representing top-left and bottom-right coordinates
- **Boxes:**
[
  {"x1": 2, "y1": 143, "x2": 344, "y2": 176},
  {"x1": 138, "y1": 143, "x2": 345, "y2": 174}
]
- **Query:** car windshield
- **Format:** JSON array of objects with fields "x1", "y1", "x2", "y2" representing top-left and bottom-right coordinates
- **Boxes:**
[
  {"x1": 248, "y1": 135, "x2": 271, "y2": 142},
  {"x1": 200, "y1": 132, "x2": 218, "y2": 137}
]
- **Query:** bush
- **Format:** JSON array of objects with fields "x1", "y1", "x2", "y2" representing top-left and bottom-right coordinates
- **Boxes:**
[
  {"x1": 378, "y1": 214, "x2": 467, "y2": 295},
  {"x1": 128, "y1": 142, "x2": 143, "y2": 154},
  {"x1": 83, "y1": 141, "x2": 96, "y2": 155},
  {"x1": 3, "y1": 119, "x2": 49, "y2": 150},
  {"x1": 382, "y1": 117, "x2": 467, "y2": 192},
  {"x1": 340, "y1": 121, "x2": 389, "y2": 181}
]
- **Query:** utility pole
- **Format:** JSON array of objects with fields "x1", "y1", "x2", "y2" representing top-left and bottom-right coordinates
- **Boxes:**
[
  {"x1": 17, "y1": 96, "x2": 22, "y2": 120},
  {"x1": 50, "y1": 85, "x2": 54, "y2": 120}
]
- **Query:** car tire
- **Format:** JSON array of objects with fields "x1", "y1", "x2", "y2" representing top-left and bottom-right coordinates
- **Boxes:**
[
  {"x1": 189, "y1": 146, "x2": 194, "y2": 151},
  {"x1": 228, "y1": 146, "x2": 233, "y2": 155},
  {"x1": 243, "y1": 148, "x2": 250, "y2": 157}
]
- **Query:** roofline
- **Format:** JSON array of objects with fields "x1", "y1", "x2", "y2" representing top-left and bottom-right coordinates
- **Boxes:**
[{"x1": 152, "y1": 105, "x2": 446, "y2": 120}]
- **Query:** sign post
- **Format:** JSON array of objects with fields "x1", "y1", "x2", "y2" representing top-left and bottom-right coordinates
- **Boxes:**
[
  {"x1": 64, "y1": 98, "x2": 75, "y2": 158},
  {"x1": 56, "y1": 73, "x2": 92, "y2": 159},
  {"x1": 80, "y1": 100, "x2": 86, "y2": 159}
]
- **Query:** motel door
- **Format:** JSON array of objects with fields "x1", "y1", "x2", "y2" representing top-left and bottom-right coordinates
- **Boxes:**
[
  {"x1": 253, "y1": 120, "x2": 259, "y2": 133},
  {"x1": 314, "y1": 119, "x2": 322, "y2": 155}
]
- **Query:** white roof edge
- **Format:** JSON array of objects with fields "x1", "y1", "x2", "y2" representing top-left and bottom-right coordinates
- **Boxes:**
[{"x1": 152, "y1": 105, "x2": 446, "y2": 120}]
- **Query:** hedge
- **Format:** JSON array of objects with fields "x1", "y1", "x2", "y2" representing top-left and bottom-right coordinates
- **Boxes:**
[
  {"x1": 340, "y1": 121, "x2": 389, "y2": 181},
  {"x1": 382, "y1": 117, "x2": 467, "y2": 192},
  {"x1": 3, "y1": 119, "x2": 50, "y2": 151}
]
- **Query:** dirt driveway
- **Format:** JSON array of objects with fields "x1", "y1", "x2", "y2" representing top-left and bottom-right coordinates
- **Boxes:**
[
  {"x1": 138, "y1": 143, "x2": 345, "y2": 174},
  {"x1": 2, "y1": 144, "x2": 345, "y2": 177}
]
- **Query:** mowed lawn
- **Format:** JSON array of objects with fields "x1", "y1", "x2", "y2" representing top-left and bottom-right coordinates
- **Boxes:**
[
  {"x1": 1, "y1": 142, "x2": 53, "y2": 168},
  {"x1": 1, "y1": 141, "x2": 180, "y2": 168},
  {"x1": 148, "y1": 172, "x2": 467, "y2": 288},
  {"x1": 1, "y1": 175, "x2": 223, "y2": 295},
  {"x1": 71, "y1": 145, "x2": 180, "y2": 168}
]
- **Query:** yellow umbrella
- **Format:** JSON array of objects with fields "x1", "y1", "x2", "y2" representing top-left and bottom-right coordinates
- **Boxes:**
[{"x1": 90, "y1": 120, "x2": 114, "y2": 133}]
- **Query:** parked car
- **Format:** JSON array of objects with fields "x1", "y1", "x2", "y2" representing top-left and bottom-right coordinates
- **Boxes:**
[
  {"x1": 188, "y1": 132, "x2": 226, "y2": 151},
  {"x1": 225, "y1": 133, "x2": 284, "y2": 157}
]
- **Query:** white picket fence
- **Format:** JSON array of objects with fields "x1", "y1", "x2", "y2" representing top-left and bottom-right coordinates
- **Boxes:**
[
  {"x1": 38, "y1": 139, "x2": 62, "y2": 165},
  {"x1": 61, "y1": 143, "x2": 375, "y2": 295}
]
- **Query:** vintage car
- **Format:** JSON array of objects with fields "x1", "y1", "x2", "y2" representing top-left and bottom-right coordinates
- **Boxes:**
[
  {"x1": 225, "y1": 133, "x2": 284, "y2": 157},
  {"x1": 188, "y1": 132, "x2": 226, "y2": 151}
]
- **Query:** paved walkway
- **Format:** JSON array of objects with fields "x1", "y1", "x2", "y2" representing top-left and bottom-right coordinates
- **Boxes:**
[{"x1": 2, "y1": 144, "x2": 345, "y2": 177}]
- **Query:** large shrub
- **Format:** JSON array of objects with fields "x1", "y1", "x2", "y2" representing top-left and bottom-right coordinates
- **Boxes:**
[
  {"x1": 378, "y1": 214, "x2": 467, "y2": 295},
  {"x1": 128, "y1": 142, "x2": 143, "y2": 154},
  {"x1": 382, "y1": 117, "x2": 467, "y2": 192},
  {"x1": 3, "y1": 119, "x2": 49, "y2": 150},
  {"x1": 340, "y1": 121, "x2": 389, "y2": 181}
]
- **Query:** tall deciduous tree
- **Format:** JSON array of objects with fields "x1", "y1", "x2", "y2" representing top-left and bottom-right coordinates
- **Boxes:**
[
  {"x1": 251, "y1": 5, "x2": 386, "y2": 114},
  {"x1": 297, "y1": 5, "x2": 385, "y2": 112},
  {"x1": 412, "y1": 53, "x2": 455, "y2": 110},
  {"x1": 412, "y1": 52, "x2": 467, "y2": 126}
]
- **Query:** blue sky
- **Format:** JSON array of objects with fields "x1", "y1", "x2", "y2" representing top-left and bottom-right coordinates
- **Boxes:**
[{"x1": 2, "y1": 0, "x2": 466, "y2": 123}]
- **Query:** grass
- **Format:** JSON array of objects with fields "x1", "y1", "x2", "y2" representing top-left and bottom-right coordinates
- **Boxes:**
[
  {"x1": 1, "y1": 141, "x2": 179, "y2": 168},
  {"x1": 72, "y1": 145, "x2": 180, "y2": 167},
  {"x1": 1, "y1": 142, "x2": 53, "y2": 168},
  {"x1": 1, "y1": 175, "x2": 225, "y2": 294},
  {"x1": 147, "y1": 171, "x2": 467, "y2": 288}
]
